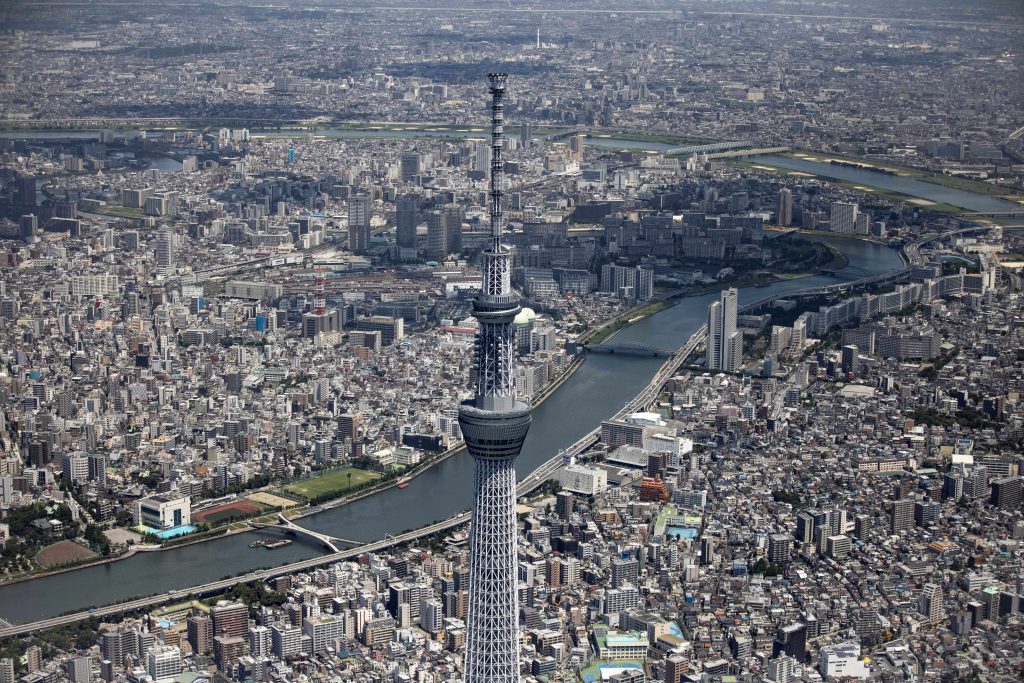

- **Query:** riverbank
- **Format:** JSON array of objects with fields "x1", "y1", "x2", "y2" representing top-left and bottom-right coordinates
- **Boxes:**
[
  {"x1": 784, "y1": 150, "x2": 1024, "y2": 203},
  {"x1": 586, "y1": 300, "x2": 675, "y2": 346},
  {"x1": 0, "y1": 315, "x2": 599, "y2": 586},
  {"x1": 737, "y1": 158, "x2": 969, "y2": 215}
]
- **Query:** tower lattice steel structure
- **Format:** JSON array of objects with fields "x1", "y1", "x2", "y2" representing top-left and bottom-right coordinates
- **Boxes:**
[{"x1": 458, "y1": 72, "x2": 530, "y2": 683}]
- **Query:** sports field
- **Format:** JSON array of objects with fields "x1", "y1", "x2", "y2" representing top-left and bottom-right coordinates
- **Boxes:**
[
  {"x1": 35, "y1": 540, "x2": 98, "y2": 568},
  {"x1": 284, "y1": 467, "x2": 380, "y2": 500},
  {"x1": 247, "y1": 491, "x2": 295, "y2": 508},
  {"x1": 193, "y1": 500, "x2": 267, "y2": 525}
]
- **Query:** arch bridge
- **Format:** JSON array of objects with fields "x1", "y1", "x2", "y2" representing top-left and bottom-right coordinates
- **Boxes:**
[{"x1": 250, "y1": 513, "x2": 361, "y2": 553}]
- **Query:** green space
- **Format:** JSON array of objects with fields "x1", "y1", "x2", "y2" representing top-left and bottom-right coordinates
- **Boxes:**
[
  {"x1": 283, "y1": 467, "x2": 381, "y2": 501},
  {"x1": 88, "y1": 205, "x2": 145, "y2": 219},
  {"x1": 685, "y1": 272, "x2": 780, "y2": 296},
  {"x1": 586, "y1": 300, "x2": 671, "y2": 345},
  {"x1": 580, "y1": 661, "x2": 644, "y2": 683},
  {"x1": 588, "y1": 130, "x2": 713, "y2": 145},
  {"x1": 0, "y1": 618, "x2": 102, "y2": 677},
  {"x1": 772, "y1": 234, "x2": 850, "y2": 271},
  {"x1": 912, "y1": 406, "x2": 999, "y2": 431}
]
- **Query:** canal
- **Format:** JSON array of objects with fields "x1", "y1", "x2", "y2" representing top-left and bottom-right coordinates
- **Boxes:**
[{"x1": 0, "y1": 235, "x2": 902, "y2": 624}]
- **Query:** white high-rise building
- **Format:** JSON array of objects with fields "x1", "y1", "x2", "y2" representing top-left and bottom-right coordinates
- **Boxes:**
[
  {"x1": 271, "y1": 624, "x2": 302, "y2": 658},
  {"x1": 66, "y1": 657, "x2": 91, "y2": 683},
  {"x1": 248, "y1": 625, "x2": 271, "y2": 657},
  {"x1": 706, "y1": 288, "x2": 742, "y2": 372},
  {"x1": 146, "y1": 646, "x2": 182, "y2": 681},
  {"x1": 155, "y1": 227, "x2": 175, "y2": 275},
  {"x1": 830, "y1": 201, "x2": 858, "y2": 234},
  {"x1": 818, "y1": 642, "x2": 869, "y2": 680},
  {"x1": 420, "y1": 598, "x2": 443, "y2": 633}
]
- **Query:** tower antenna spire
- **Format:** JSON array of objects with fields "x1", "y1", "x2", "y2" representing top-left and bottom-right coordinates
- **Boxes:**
[{"x1": 458, "y1": 72, "x2": 532, "y2": 683}]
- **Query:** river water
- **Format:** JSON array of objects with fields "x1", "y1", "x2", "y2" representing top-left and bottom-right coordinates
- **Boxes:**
[
  {"x1": 0, "y1": 235, "x2": 902, "y2": 624},
  {"x1": 754, "y1": 155, "x2": 1021, "y2": 213}
]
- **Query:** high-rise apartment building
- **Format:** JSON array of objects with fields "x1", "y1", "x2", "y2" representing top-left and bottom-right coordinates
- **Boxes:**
[
  {"x1": 187, "y1": 615, "x2": 213, "y2": 655},
  {"x1": 570, "y1": 133, "x2": 585, "y2": 161},
  {"x1": 0, "y1": 657, "x2": 14, "y2": 683},
  {"x1": 426, "y1": 210, "x2": 447, "y2": 260},
  {"x1": 890, "y1": 498, "x2": 915, "y2": 533},
  {"x1": 210, "y1": 601, "x2": 248, "y2": 639},
  {"x1": 776, "y1": 187, "x2": 793, "y2": 227},
  {"x1": 146, "y1": 646, "x2": 182, "y2": 681},
  {"x1": 396, "y1": 194, "x2": 419, "y2": 253},
  {"x1": 990, "y1": 476, "x2": 1022, "y2": 510},
  {"x1": 400, "y1": 153, "x2": 420, "y2": 182},
  {"x1": 155, "y1": 227, "x2": 175, "y2": 275},
  {"x1": 348, "y1": 194, "x2": 372, "y2": 254},
  {"x1": 830, "y1": 201, "x2": 858, "y2": 234},
  {"x1": 707, "y1": 288, "x2": 742, "y2": 372},
  {"x1": 66, "y1": 657, "x2": 91, "y2": 683}
]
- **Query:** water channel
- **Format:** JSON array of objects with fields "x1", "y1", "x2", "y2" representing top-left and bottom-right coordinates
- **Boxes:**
[{"x1": 0, "y1": 236, "x2": 902, "y2": 625}]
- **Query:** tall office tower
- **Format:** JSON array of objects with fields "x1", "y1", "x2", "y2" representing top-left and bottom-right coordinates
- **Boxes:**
[
  {"x1": 426, "y1": 210, "x2": 447, "y2": 260},
  {"x1": 706, "y1": 288, "x2": 742, "y2": 372},
  {"x1": 348, "y1": 194, "x2": 372, "y2": 254},
  {"x1": 445, "y1": 204, "x2": 465, "y2": 254},
  {"x1": 520, "y1": 123, "x2": 533, "y2": 149},
  {"x1": 458, "y1": 73, "x2": 531, "y2": 683},
  {"x1": 396, "y1": 194, "x2": 419, "y2": 253},
  {"x1": 18, "y1": 175, "x2": 37, "y2": 209},
  {"x1": 830, "y1": 201, "x2": 858, "y2": 234},
  {"x1": 474, "y1": 142, "x2": 491, "y2": 175},
  {"x1": 776, "y1": 187, "x2": 793, "y2": 227},
  {"x1": 400, "y1": 153, "x2": 421, "y2": 183},
  {"x1": 569, "y1": 133, "x2": 585, "y2": 162},
  {"x1": 155, "y1": 227, "x2": 175, "y2": 275},
  {"x1": 18, "y1": 214, "x2": 37, "y2": 243}
]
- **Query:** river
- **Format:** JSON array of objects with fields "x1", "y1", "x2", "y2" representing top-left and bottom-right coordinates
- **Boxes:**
[
  {"x1": 753, "y1": 155, "x2": 1021, "y2": 214},
  {"x1": 0, "y1": 235, "x2": 902, "y2": 625}
]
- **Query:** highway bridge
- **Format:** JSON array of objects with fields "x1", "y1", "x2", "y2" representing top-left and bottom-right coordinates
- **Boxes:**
[
  {"x1": 587, "y1": 342, "x2": 674, "y2": 357},
  {"x1": 664, "y1": 140, "x2": 751, "y2": 155},
  {"x1": 960, "y1": 210, "x2": 1024, "y2": 219},
  {"x1": 700, "y1": 146, "x2": 790, "y2": 159}
]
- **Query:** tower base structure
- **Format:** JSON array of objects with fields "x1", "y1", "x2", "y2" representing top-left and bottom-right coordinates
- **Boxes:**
[{"x1": 458, "y1": 401, "x2": 531, "y2": 683}]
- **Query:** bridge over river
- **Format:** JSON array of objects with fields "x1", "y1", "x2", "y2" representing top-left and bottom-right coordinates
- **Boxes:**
[{"x1": 586, "y1": 342, "x2": 675, "y2": 357}]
